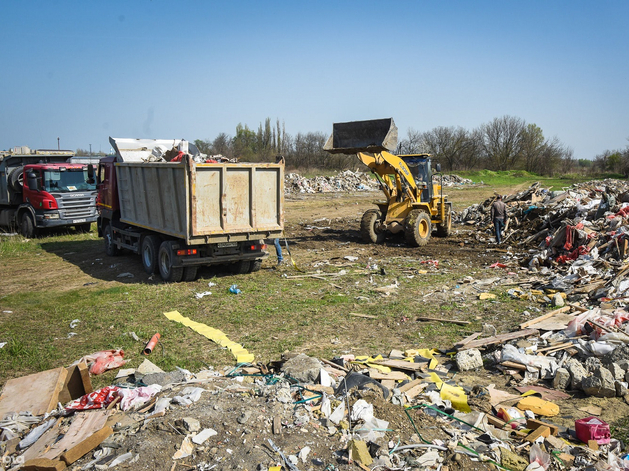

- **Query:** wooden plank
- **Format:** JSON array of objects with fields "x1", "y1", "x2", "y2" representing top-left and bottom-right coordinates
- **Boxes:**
[
  {"x1": 320, "y1": 358, "x2": 349, "y2": 373},
  {"x1": 527, "y1": 419, "x2": 558, "y2": 436},
  {"x1": 398, "y1": 378, "x2": 423, "y2": 394},
  {"x1": 58, "y1": 362, "x2": 92, "y2": 405},
  {"x1": 380, "y1": 380, "x2": 396, "y2": 390},
  {"x1": 21, "y1": 458, "x2": 67, "y2": 471},
  {"x1": 519, "y1": 306, "x2": 571, "y2": 329},
  {"x1": 41, "y1": 410, "x2": 112, "y2": 461},
  {"x1": 416, "y1": 316, "x2": 470, "y2": 325},
  {"x1": 367, "y1": 370, "x2": 409, "y2": 381},
  {"x1": 459, "y1": 329, "x2": 540, "y2": 351},
  {"x1": 404, "y1": 383, "x2": 428, "y2": 401},
  {"x1": 500, "y1": 361, "x2": 528, "y2": 371},
  {"x1": 454, "y1": 332, "x2": 481, "y2": 348},
  {"x1": 485, "y1": 415, "x2": 528, "y2": 438},
  {"x1": 525, "y1": 425, "x2": 550, "y2": 443},
  {"x1": 20, "y1": 418, "x2": 64, "y2": 463},
  {"x1": 60, "y1": 425, "x2": 113, "y2": 465},
  {"x1": 349, "y1": 312, "x2": 378, "y2": 319},
  {"x1": 0, "y1": 367, "x2": 68, "y2": 418},
  {"x1": 371, "y1": 359, "x2": 425, "y2": 371}
]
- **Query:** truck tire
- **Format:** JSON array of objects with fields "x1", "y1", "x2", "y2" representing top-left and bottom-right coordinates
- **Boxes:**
[
  {"x1": 141, "y1": 235, "x2": 161, "y2": 274},
  {"x1": 360, "y1": 209, "x2": 385, "y2": 244},
  {"x1": 404, "y1": 209, "x2": 431, "y2": 247},
  {"x1": 249, "y1": 259, "x2": 262, "y2": 273},
  {"x1": 20, "y1": 213, "x2": 36, "y2": 238},
  {"x1": 104, "y1": 224, "x2": 119, "y2": 256},
  {"x1": 75, "y1": 223, "x2": 92, "y2": 233},
  {"x1": 436, "y1": 207, "x2": 452, "y2": 237},
  {"x1": 182, "y1": 267, "x2": 198, "y2": 281},
  {"x1": 231, "y1": 260, "x2": 251, "y2": 274},
  {"x1": 158, "y1": 241, "x2": 183, "y2": 282},
  {"x1": 9, "y1": 166, "x2": 24, "y2": 192}
]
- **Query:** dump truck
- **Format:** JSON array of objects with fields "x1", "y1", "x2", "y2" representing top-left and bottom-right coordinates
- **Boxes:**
[
  {"x1": 0, "y1": 146, "x2": 97, "y2": 237},
  {"x1": 324, "y1": 118, "x2": 451, "y2": 246},
  {"x1": 95, "y1": 137, "x2": 284, "y2": 282}
]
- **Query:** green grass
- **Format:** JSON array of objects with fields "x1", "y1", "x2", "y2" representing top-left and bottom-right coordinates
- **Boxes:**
[{"x1": 456, "y1": 169, "x2": 622, "y2": 190}]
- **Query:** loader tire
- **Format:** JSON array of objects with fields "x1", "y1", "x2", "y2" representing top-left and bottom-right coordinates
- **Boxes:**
[
  {"x1": 436, "y1": 208, "x2": 452, "y2": 237},
  {"x1": 159, "y1": 241, "x2": 183, "y2": 282},
  {"x1": 404, "y1": 209, "x2": 431, "y2": 247},
  {"x1": 360, "y1": 209, "x2": 385, "y2": 244}
]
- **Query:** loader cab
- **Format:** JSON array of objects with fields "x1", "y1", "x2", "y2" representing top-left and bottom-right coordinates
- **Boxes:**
[{"x1": 401, "y1": 154, "x2": 432, "y2": 202}]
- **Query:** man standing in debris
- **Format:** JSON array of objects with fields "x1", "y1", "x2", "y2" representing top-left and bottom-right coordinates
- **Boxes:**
[
  {"x1": 491, "y1": 195, "x2": 507, "y2": 244},
  {"x1": 274, "y1": 238, "x2": 284, "y2": 266}
]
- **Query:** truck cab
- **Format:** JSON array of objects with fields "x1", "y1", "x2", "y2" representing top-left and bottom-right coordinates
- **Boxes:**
[{"x1": 0, "y1": 147, "x2": 98, "y2": 236}]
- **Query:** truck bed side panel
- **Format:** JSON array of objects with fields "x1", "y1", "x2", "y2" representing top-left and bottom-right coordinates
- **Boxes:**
[{"x1": 117, "y1": 163, "x2": 188, "y2": 239}]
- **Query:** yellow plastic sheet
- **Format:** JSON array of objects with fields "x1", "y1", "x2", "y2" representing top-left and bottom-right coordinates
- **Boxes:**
[
  {"x1": 352, "y1": 355, "x2": 392, "y2": 373},
  {"x1": 425, "y1": 372, "x2": 471, "y2": 412},
  {"x1": 404, "y1": 349, "x2": 439, "y2": 370},
  {"x1": 164, "y1": 311, "x2": 254, "y2": 364}
]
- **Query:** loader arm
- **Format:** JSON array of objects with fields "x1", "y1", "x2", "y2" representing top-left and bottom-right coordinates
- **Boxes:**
[{"x1": 357, "y1": 151, "x2": 418, "y2": 203}]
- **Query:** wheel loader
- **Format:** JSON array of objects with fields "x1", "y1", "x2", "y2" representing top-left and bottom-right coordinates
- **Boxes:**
[{"x1": 323, "y1": 118, "x2": 452, "y2": 246}]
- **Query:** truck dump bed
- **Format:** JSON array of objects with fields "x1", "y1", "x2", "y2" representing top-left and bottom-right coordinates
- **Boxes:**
[{"x1": 110, "y1": 138, "x2": 283, "y2": 244}]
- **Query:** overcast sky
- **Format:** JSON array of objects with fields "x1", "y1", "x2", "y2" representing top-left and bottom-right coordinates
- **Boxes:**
[{"x1": 1, "y1": 1, "x2": 627, "y2": 160}]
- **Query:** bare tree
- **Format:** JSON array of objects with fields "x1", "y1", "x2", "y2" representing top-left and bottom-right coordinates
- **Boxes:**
[{"x1": 480, "y1": 115, "x2": 526, "y2": 170}]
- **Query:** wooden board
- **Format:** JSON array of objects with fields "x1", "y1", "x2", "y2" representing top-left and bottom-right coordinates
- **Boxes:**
[
  {"x1": 519, "y1": 306, "x2": 571, "y2": 329},
  {"x1": 367, "y1": 370, "x2": 409, "y2": 381},
  {"x1": 41, "y1": 410, "x2": 112, "y2": 461},
  {"x1": 0, "y1": 367, "x2": 68, "y2": 417},
  {"x1": 20, "y1": 418, "x2": 63, "y2": 463},
  {"x1": 514, "y1": 385, "x2": 571, "y2": 401},
  {"x1": 372, "y1": 359, "x2": 425, "y2": 371},
  {"x1": 58, "y1": 362, "x2": 92, "y2": 405},
  {"x1": 458, "y1": 329, "x2": 540, "y2": 351}
]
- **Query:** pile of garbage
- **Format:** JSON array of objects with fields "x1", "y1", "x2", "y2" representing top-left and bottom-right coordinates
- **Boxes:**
[
  {"x1": 285, "y1": 171, "x2": 475, "y2": 194},
  {"x1": 3, "y1": 316, "x2": 629, "y2": 471},
  {"x1": 440, "y1": 174, "x2": 475, "y2": 187},
  {"x1": 285, "y1": 170, "x2": 379, "y2": 194}
]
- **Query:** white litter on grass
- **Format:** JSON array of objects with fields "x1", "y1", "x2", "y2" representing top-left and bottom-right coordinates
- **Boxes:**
[
  {"x1": 299, "y1": 446, "x2": 311, "y2": 463},
  {"x1": 344, "y1": 256, "x2": 358, "y2": 262},
  {"x1": 172, "y1": 387, "x2": 205, "y2": 406},
  {"x1": 0, "y1": 342, "x2": 6, "y2": 349},
  {"x1": 195, "y1": 291, "x2": 212, "y2": 299},
  {"x1": 70, "y1": 319, "x2": 80, "y2": 328},
  {"x1": 208, "y1": 282, "x2": 216, "y2": 287}
]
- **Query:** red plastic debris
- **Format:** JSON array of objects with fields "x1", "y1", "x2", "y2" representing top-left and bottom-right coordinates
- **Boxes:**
[
  {"x1": 575, "y1": 416, "x2": 611, "y2": 445},
  {"x1": 77, "y1": 349, "x2": 127, "y2": 375},
  {"x1": 490, "y1": 262, "x2": 507, "y2": 269},
  {"x1": 65, "y1": 386, "x2": 121, "y2": 410},
  {"x1": 421, "y1": 260, "x2": 439, "y2": 268}
]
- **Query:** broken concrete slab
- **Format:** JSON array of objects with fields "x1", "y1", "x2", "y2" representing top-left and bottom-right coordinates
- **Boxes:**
[
  {"x1": 280, "y1": 354, "x2": 322, "y2": 383},
  {"x1": 455, "y1": 348, "x2": 483, "y2": 371}
]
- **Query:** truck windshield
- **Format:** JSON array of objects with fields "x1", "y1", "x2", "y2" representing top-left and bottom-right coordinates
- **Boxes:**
[{"x1": 43, "y1": 168, "x2": 96, "y2": 192}]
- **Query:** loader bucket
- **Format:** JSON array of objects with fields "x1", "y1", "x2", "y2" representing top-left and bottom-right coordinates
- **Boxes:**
[{"x1": 323, "y1": 118, "x2": 398, "y2": 154}]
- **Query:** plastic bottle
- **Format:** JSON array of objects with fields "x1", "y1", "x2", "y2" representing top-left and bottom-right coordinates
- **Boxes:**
[{"x1": 229, "y1": 284, "x2": 241, "y2": 295}]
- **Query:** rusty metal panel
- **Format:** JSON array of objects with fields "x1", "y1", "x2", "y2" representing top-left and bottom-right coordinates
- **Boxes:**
[
  {"x1": 117, "y1": 162, "x2": 188, "y2": 239},
  {"x1": 192, "y1": 163, "x2": 283, "y2": 236}
]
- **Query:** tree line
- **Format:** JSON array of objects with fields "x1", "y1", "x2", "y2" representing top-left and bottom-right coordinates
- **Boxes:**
[{"x1": 190, "y1": 115, "x2": 627, "y2": 176}]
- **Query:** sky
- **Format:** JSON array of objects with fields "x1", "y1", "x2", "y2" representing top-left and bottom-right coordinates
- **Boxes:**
[{"x1": 1, "y1": 1, "x2": 627, "y2": 160}]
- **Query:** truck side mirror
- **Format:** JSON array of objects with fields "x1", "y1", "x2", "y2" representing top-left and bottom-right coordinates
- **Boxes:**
[
  {"x1": 87, "y1": 164, "x2": 95, "y2": 184},
  {"x1": 27, "y1": 172, "x2": 39, "y2": 191},
  {"x1": 435, "y1": 163, "x2": 442, "y2": 173}
]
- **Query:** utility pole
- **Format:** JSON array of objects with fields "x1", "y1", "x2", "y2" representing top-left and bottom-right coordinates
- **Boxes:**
[
  {"x1": 57, "y1": 137, "x2": 60, "y2": 150},
  {"x1": 89, "y1": 144, "x2": 92, "y2": 155}
]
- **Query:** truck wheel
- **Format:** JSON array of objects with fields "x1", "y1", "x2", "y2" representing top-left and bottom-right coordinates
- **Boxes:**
[
  {"x1": 75, "y1": 223, "x2": 92, "y2": 233},
  {"x1": 159, "y1": 241, "x2": 183, "y2": 282},
  {"x1": 404, "y1": 209, "x2": 432, "y2": 247},
  {"x1": 360, "y1": 209, "x2": 385, "y2": 244},
  {"x1": 9, "y1": 166, "x2": 24, "y2": 192},
  {"x1": 231, "y1": 260, "x2": 251, "y2": 274},
  {"x1": 182, "y1": 267, "x2": 198, "y2": 281},
  {"x1": 249, "y1": 259, "x2": 262, "y2": 273},
  {"x1": 20, "y1": 213, "x2": 36, "y2": 238},
  {"x1": 141, "y1": 235, "x2": 160, "y2": 274},
  {"x1": 436, "y1": 208, "x2": 452, "y2": 237},
  {"x1": 104, "y1": 224, "x2": 119, "y2": 256}
]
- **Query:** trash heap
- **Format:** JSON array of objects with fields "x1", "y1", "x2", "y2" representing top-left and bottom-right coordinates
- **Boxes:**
[
  {"x1": 285, "y1": 171, "x2": 475, "y2": 194},
  {"x1": 440, "y1": 174, "x2": 475, "y2": 187},
  {"x1": 285, "y1": 170, "x2": 380, "y2": 194},
  {"x1": 3, "y1": 330, "x2": 629, "y2": 470}
]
